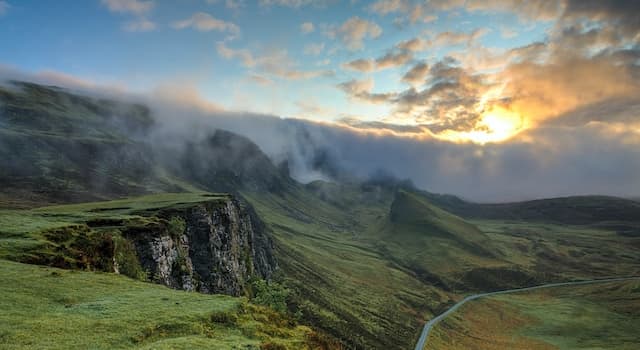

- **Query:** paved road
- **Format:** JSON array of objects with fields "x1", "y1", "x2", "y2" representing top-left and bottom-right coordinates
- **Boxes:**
[{"x1": 414, "y1": 276, "x2": 640, "y2": 350}]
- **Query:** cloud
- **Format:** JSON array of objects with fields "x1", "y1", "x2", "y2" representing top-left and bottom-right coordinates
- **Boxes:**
[
  {"x1": 248, "y1": 74, "x2": 274, "y2": 86},
  {"x1": 101, "y1": 0, "x2": 154, "y2": 15},
  {"x1": 391, "y1": 28, "x2": 487, "y2": 55},
  {"x1": 396, "y1": 38, "x2": 429, "y2": 52},
  {"x1": 375, "y1": 50, "x2": 413, "y2": 69},
  {"x1": 497, "y1": 55, "x2": 640, "y2": 126},
  {"x1": 101, "y1": 0, "x2": 156, "y2": 32},
  {"x1": 369, "y1": 0, "x2": 437, "y2": 25},
  {"x1": 342, "y1": 58, "x2": 375, "y2": 72},
  {"x1": 303, "y1": 42, "x2": 325, "y2": 56},
  {"x1": 225, "y1": 0, "x2": 245, "y2": 9},
  {"x1": 216, "y1": 42, "x2": 334, "y2": 80},
  {"x1": 431, "y1": 28, "x2": 489, "y2": 47},
  {"x1": 295, "y1": 100, "x2": 335, "y2": 120},
  {"x1": 384, "y1": 57, "x2": 494, "y2": 134},
  {"x1": 335, "y1": 17, "x2": 382, "y2": 51},
  {"x1": 401, "y1": 61, "x2": 429, "y2": 86},
  {"x1": 342, "y1": 50, "x2": 412, "y2": 72},
  {"x1": 500, "y1": 26, "x2": 517, "y2": 38},
  {"x1": 561, "y1": 0, "x2": 640, "y2": 40},
  {"x1": 216, "y1": 42, "x2": 256, "y2": 67},
  {"x1": 338, "y1": 78, "x2": 397, "y2": 104},
  {"x1": 122, "y1": 17, "x2": 156, "y2": 32},
  {"x1": 464, "y1": 0, "x2": 564, "y2": 22},
  {"x1": 0, "y1": 1, "x2": 9, "y2": 16},
  {"x1": 259, "y1": 0, "x2": 327, "y2": 8},
  {"x1": 172, "y1": 12, "x2": 240, "y2": 36},
  {"x1": 3, "y1": 65, "x2": 640, "y2": 202},
  {"x1": 301, "y1": 22, "x2": 315, "y2": 34},
  {"x1": 369, "y1": 0, "x2": 409, "y2": 15}
]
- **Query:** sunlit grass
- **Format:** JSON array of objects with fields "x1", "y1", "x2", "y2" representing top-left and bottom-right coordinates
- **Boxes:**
[{"x1": 0, "y1": 259, "x2": 314, "y2": 349}]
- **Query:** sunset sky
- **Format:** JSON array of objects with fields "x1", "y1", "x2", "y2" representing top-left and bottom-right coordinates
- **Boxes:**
[{"x1": 1, "y1": 0, "x2": 639, "y2": 199}]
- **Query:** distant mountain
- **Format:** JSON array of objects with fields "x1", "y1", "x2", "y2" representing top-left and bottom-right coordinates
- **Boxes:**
[
  {"x1": 422, "y1": 192, "x2": 640, "y2": 225},
  {"x1": 0, "y1": 81, "x2": 293, "y2": 207},
  {"x1": 174, "y1": 129, "x2": 293, "y2": 194}
]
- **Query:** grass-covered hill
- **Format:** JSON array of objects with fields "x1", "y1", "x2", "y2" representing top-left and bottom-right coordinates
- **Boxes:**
[
  {"x1": 1, "y1": 81, "x2": 640, "y2": 349},
  {"x1": 0, "y1": 81, "x2": 290, "y2": 208},
  {"x1": 424, "y1": 191, "x2": 640, "y2": 225}
]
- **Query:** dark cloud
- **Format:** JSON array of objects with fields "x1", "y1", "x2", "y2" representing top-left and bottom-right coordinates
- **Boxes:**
[
  {"x1": 337, "y1": 78, "x2": 397, "y2": 104},
  {"x1": 562, "y1": 0, "x2": 640, "y2": 39},
  {"x1": 342, "y1": 50, "x2": 413, "y2": 72},
  {"x1": 401, "y1": 61, "x2": 429, "y2": 86}
]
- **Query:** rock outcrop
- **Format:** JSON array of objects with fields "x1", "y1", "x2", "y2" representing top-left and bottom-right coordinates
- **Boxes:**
[{"x1": 124, "y1": 196, "x2": 277, "y2": 296}]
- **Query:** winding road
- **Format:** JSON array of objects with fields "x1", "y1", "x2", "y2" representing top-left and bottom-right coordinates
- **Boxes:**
[{"x1": 413, "y1": 276, "x2": 640, "y2": 350}]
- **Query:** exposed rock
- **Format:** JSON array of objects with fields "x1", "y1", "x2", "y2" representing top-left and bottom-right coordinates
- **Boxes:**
[{"x1": 124, "y1": 196, "x2": 277, "y2": 296}]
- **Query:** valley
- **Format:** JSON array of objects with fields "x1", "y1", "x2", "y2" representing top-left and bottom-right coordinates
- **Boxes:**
[
  {"x1": 0, "y1": 82, "x2": 639, "y2": 349},
  {"x1": 426, "y1": 278, "x2": 640, "y2": 349}
]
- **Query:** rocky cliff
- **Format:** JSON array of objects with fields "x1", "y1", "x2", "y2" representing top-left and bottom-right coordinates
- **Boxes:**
[{"x1": 120, "y1": 196, "x2": 277, "y2": 296}]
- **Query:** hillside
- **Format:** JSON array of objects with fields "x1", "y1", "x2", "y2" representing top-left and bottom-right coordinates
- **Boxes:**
[
  {"x1": 1, "y1": 81, "x2": 640, "y2": 349},
  {"x1": 428, "y1": 279, "x2": 640, "y2": 350},
  {"x1": 0, "y1": 259, "x2": 322, "y2": 350},
  {"x1": 424, "y1": 192, "x2": 640, "y2": 225},
  {"x1": 0, "y1": 81, "x2": 290, "y2": 207}
]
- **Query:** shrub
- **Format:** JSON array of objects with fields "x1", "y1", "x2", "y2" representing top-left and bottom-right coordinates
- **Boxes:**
[
  {"x1": 113, "y1": 235, "x2": 147, "y2": 281},
  {"x1": 167, "y1": 217, "x2": 186, "y2": 239},
  {"x1": 259, "y1": 342, "x2": 287, "y2": 350},
  {"x1": 252, "y1": 279, "x2": 290, "y2": 314},
  {"x1": 210, "y1": 310, "x2": 238, "y2": 325}
]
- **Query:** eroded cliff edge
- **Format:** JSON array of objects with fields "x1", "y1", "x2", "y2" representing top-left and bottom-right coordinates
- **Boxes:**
[
  {"x1": 27, "y1": 194, "x2": 277, "y2": 297},
  {"x1": 124, "y1": 196, "x2": 277, "y2": 296}
]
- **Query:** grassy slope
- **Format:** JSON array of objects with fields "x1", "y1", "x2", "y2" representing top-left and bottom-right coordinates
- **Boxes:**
[
  {"x1": 2, "y1": 185, "x2": 639, "y2": 350},
  {"x1": 374, "y1": 191, "x2": 503, "y2": 281},
  {"x1": 245, "y1": 183, "x2": 640, "y2": 349},
  {"x1": 424, "y1": 192, "x2": 640, "y2": 225},
  {"x1": 0, "y1": 82, "x2": 189, "y2": 207},
  {"x1": 0, "y1": 192, "x2": 226, "y2": 261},
  {"x1": 243, "y1": 186, "x2": 454, "y2": 350},
  {"x1": 0, "y1": 259, "x2": 315, "y2": 350},
  {"x1": 427, "y1": 280, "x2": 640, "y2": 350},
  {"x1": 474, "y1": 220, "x2": 640, "y2": 281}
]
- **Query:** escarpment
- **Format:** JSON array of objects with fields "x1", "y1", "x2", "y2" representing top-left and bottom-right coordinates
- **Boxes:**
[
  {"x1": 124, "y1": 197, "x2": 277, "y2": 296},
  {"x1": 29, "y1": 195, "x2": 277, "y2": 297}
]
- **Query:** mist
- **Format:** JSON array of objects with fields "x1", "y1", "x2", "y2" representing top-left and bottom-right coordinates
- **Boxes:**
[{"x1": 2, "y1": 67, "x2": 639, "y2": 202}]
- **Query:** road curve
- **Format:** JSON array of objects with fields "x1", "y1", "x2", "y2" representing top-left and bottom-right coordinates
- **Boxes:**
[{"x1": 413, "y1": 276, "x2": 640, "y2": 350}]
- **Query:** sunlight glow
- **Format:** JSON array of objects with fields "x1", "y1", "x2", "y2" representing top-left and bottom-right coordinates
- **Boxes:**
[{"x1": 439, "y1": 106, "x2": 525, "y2": 144}]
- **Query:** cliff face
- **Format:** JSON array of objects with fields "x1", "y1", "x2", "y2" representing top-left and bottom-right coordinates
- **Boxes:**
[{"x1": 124, "y1": 197, "x2": 277, "y2": 296}]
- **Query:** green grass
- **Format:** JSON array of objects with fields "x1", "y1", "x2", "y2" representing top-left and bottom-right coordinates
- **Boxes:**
[
  {"x1": 373, "y1": 191, "x2": 503, "y2": 279},
  {"x1": 3, "y1": 186, "x2": 639, "y2": 350},
  {"x1": 243, "y1": 183, "x2": 640, "y2": 349},
  {"x1": 474, "y1": 220, "x2": 640, "y2": 281},
  {"x1": 0, "y1": 192, "x2": 226, "y2": 260},
  {"x1": 243, "y1": 186, "x2": 460, "y2": 349},
  {"x1": 0, "y1": 259, "x2": 315, "y2": 350},
  {"x1": 428, "y1": 280, "x2": 640, "y2": 350}
]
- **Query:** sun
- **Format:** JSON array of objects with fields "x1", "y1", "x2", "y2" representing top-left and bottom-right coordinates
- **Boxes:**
[
  {"x1": 443, "y1": 106, "x2": 524, "y2": 144},
  {"x1": 478, "y1": 107, "x2": 523, "y2": 141}
]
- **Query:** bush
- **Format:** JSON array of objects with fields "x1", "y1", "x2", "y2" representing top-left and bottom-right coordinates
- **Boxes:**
[
  {"x1": 252, "y1": 279, "x2": 290, "y2": 314},
  {"x1": 210, "y1": 310, "x2": 238, "y2": 325},
  {"x1": 260, "y1": 342, "x2": 287, "y2": 350},
  {"x1": 167, "y1": 217, "x2": 186, "y2": 239},
  {"x1": 113, "y1": 235, "x2": 147, "y2": 281}
]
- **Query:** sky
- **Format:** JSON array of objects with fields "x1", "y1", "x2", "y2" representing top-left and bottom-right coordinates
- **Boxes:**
[{"x1": 0, "y1": 0, "x2": 639, "y2": 200}]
